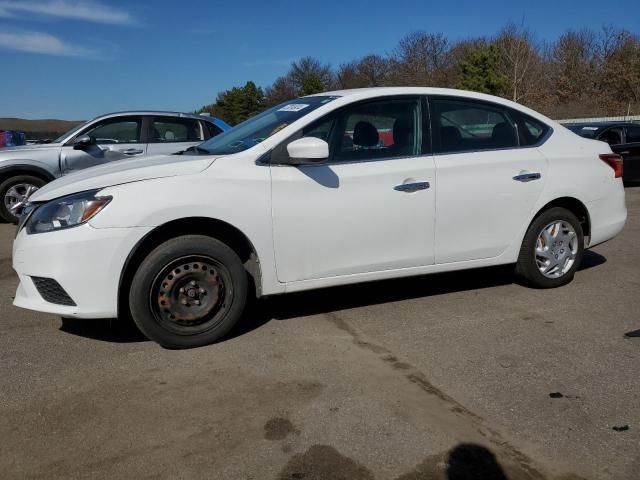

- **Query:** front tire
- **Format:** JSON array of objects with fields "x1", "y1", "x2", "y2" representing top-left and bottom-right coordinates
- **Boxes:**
[
  {"x1": 516, "y1": 207, "x2": 584, "y2": 288},
  {"x1": 0, "y1": 175, "x2": 46, "y2": 223},
  {"x1": 129, "y1": 235, "x2": 248, "y2": 349}
]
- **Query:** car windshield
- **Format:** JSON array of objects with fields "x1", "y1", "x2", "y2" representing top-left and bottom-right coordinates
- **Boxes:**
[
  {"x1": 53, "y1": 121, "x2": 89, "y2": 143},
  {"x1": 198, "y1": 96, "x2": 339, "y2": 155}
]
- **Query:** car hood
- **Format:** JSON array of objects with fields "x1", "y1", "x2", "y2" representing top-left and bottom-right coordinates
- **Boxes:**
[
  {"x1": 30, "y1": 153, "x2": 218, "y2": 202},
  {"x1": 0, "y1": 143, "x2": 61, "y2": 154}
]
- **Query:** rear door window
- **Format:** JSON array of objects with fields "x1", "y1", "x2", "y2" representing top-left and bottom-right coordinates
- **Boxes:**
[
  {"x1": 150, "y1": 117, "x2": 203, "y2": 143},
  {"x1": 625, "y1": 125, "x2": 640, "y2": 143},
  {"x1": 430, "y1": 98, "x2": 518, "y2": 153},
  {"x1": 598, "y1": 127, "x2": 624, "y2": 146}
]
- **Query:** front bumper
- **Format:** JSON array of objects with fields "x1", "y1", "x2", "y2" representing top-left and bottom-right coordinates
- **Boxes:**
[{"x1": 13, "y1": 223, "x2": 152, "y2": 318}]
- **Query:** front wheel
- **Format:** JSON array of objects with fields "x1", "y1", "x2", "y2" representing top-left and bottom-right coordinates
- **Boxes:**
[
  {"x1": 516, "y1": 207, "x2": 584, "y2": 288},
  {"x1": 0, "y1": 175, "x2": 46, "y2": 223},
  {"x1": 129, "y1": 235, "x2": 248, "y2": 349}
]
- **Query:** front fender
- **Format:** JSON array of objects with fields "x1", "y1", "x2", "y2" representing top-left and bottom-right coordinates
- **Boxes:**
[
  {"x1": 87, "y1": 159, "x2": 283, "y2": 295},
  {"x1": 0, "y1": 159, "x2": 57, "y2": 181}
]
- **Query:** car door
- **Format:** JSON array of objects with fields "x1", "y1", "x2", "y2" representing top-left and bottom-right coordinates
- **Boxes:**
[
  {"x1": 620, "y1": 125, "x2": 640, "y2": 181},
  {"x1": 61, "y1": 116, "x2": 146, "y2": 173},
  {"x1": 270, "y1": 96, "x2": 436, "y2": 283},
  {"x1": 429, "y1": 96, "x2": 549, "y2": 264},
  {"x1": 145, "y1": 116, "x2": 205, "y2": 156}
]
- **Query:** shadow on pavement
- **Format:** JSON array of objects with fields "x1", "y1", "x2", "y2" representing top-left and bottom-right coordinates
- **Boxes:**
[
  {"x1": 59, "y1": 316, "x2": 148, "y2": 343},
  {"x1": 278, "y1": 442, "x2": 517, "y2": 479},
  {"x1": 231, "y1": 264, "x2": 518, "y2": 340},
  {"x1": 445, "y1": 443, "x2": 510, "y2": 480},
  {"x1": 233, "y1": 251, "x2": 607, "y2": 340},
  {"x1": 59, "y1": 251, "x2": 607, "y2": 345},
  {"x1": 579, "y1": 249, "x2": 607, "y2": 270}
]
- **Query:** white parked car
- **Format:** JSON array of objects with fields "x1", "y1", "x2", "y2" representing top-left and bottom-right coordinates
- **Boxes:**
[{"x1": 13, "y1": 88, "x2": 627, "y2": 348}]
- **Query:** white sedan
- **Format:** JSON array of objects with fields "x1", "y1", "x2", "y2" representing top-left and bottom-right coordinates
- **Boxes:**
[{"x1": 12, "y1": 88, "x2": 627, "y2": 348}]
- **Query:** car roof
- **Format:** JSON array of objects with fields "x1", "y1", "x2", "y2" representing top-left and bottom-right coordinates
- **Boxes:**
[
  {"x1": 91, "y1": 111, "x2": 217, "y2": 122},
  {"x1": 308, "y1": 87, "x2": 556, "y2": 125},
  {"x1": 564, "y1": 121, "x2": 636, "y2": 129}
]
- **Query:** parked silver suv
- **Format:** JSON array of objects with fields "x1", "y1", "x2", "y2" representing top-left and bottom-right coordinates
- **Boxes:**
[{"x1": 0, "y1": 111, "x2": 229, "y2": 222}]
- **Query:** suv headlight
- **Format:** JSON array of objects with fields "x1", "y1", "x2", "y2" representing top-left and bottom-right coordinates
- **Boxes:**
[{"x1": 25, "y1": 190, "x2": 112, "y2": 234}]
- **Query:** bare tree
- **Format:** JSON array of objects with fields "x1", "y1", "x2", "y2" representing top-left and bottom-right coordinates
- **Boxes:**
[
  {"x1": 264, "y1": 76, "x2": 297, "y2": 107},
  {"x1": 390, "y1": 32, "x2": 452, "y2": 86},
  {"x1": 495, "y1": 23, "x2": 542, "y2": 102},
  {"x1": 549, "y1": 29, "x2": 599, "y2": 106},
  {"x1": 599, "y1": 29, "x2": 640, "y2": 113},
  {"x1": 288, "y1": 57, "x2": 333, "y2": 95},
  {"x1": 336, "y1": 55, "x2": 391, "y2": 88}
]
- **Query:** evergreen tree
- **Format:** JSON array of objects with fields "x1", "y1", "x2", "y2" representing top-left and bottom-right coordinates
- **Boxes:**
[{"x1": 457, "y1": 44, "x2": 508, "y2": 96}]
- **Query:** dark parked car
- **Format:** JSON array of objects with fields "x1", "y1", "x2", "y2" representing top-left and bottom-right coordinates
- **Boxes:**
[{"x1": 565, "y1": 122, "x2": 640, "y2": 183}]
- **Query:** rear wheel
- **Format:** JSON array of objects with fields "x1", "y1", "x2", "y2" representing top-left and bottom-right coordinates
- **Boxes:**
[
  {"x1": 0, "y1": 175, "x2": 46, "y2": 223},
  {"x1": 129, "y1": 235, "x2": 248, "y2": 348},
  {"x1": 516, "y1": 207, "x2": 584, "y2": 288}
]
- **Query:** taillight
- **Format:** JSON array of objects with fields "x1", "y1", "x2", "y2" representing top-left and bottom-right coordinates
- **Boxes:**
[{"x1": 599, "y1": 153, "x2": 623, "y2": 178}]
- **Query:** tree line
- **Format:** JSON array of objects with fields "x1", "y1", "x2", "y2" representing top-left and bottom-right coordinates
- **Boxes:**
[{"x1": 198, "y1": 24, "x2": 640, "y2": 125}]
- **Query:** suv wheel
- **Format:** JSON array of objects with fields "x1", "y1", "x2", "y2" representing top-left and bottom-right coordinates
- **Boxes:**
[
  {"x1": 0, "y1": 175, "x2": 46, "y2": 223},
  {"x1": 516, "y1": 207, "x2": 584, "y2": 288},
  {"x1": 129, "y1": 235, "x2": 248, "y2": 349}
]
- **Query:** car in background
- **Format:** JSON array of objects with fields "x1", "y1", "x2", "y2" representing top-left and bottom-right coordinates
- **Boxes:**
[
  {"x1": 565, "y1": 122, "x2": 640, "y2": 183},
  {"x1": 13, "y1": 88, "x2": 626, "y2": 348},
  {"x1": 0, "y1": 111, "x2": 229, "y2": 223}
]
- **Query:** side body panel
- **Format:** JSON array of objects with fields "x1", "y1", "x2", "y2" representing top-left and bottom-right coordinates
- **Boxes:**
[
  {"x1": 433, "y1": 147, "x2": 548, "y2": 263},
  {"x1": 271, "y1": 156, "x2": 436, "y2": 282}
]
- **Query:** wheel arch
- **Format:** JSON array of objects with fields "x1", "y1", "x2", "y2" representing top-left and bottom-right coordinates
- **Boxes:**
[
  {"x1": 117, "y1": 217, "x2": 262, "y2": 320},
  {"x1": 0, "y1": 164, "x2": 55, "y2": 184},
  {"x1": 530, "y1": 196, "x2": 591, "y2": 239}
]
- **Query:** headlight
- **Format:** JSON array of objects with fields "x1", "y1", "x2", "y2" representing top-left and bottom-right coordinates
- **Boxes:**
[{"x1": 25, "y1": 190, "x2": 112, "y2": 234}]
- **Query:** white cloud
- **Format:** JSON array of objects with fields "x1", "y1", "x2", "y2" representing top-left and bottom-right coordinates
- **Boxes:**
[
  {"x1": 0, "y1": 31, "x2": 97, "y2": 57},
  {"x1": 0, "y1": 0, "x2": 134, "y2": 25}
]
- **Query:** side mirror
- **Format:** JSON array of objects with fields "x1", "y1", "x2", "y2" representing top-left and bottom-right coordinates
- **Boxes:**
[
  {"x1": 73, "y1": 135, "x2": 95, "y2": 150},
  {"x1": 286, "y1": 137, "x2": 329, "y2": 164}
]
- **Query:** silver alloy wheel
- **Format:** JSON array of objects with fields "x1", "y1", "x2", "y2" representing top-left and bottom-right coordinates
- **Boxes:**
[
  {"x1": 4, "y1": 183, "x2": 39, "y2": 214},
  {"x1": 535, "y1": 220, "x2": 579, "y2": 278}
]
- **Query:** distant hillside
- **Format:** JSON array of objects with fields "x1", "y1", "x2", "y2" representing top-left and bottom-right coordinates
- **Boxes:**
[{"x1": 0, "y1": 118, "x2": 84, "y2": 141}]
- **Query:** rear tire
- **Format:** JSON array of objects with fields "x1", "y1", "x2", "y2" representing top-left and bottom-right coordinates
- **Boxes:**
[
  {"x1": 129, "y1": 235, "x2": 248, "y2": 349},
  {"x1": 0, "y1": 175, "x2": 46, "y2": 223},
  {"x1": 516, "y1": 207, "x2": 584, "y2": 288}
]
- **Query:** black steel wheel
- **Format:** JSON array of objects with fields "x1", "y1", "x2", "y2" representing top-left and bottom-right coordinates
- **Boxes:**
[{"x1": 129, "y1": 235, "x2": 248, "y2": 348}]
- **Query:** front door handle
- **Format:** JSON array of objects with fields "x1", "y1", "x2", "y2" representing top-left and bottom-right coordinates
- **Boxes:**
[
  {"x1": 394, "y1": 181, "x2": 430, "y2": 192},
  {"x1": 513, "y1": 172, "x2": 541, "y2": 182},
  {"x1": 119, "y1": 148, "x2": 144, "y2": 155}
]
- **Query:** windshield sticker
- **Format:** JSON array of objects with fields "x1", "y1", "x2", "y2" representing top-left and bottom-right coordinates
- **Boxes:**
[{"x1": 278, "y1": 104, "x2": 309, "y2": 112}]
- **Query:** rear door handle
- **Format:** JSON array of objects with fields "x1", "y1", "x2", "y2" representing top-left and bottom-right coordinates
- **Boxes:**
[
  {"x1": 119, "y1": 148, "x2": 144, "y2": 155},
  {"x1": 513, "y1": 172, "x2": 541, "y2": 182},
  {"x1": 394, "y1": 181, "x2": 430, "y2": 192}
]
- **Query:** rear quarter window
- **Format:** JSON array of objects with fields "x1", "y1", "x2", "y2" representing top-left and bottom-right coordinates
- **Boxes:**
[{"x1": 510, "y1": 110, "x2": 550, "y2": 146}]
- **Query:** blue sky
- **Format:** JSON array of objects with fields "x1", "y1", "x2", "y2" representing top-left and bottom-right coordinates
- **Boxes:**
[{"x1": 0, "y1": 0, "x2": 638, "y2": 120}]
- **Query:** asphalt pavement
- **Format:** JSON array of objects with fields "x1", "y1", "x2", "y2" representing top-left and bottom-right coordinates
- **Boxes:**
[{"x1": 1, "y1": 187, "x2": 638, "y2": 479}]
